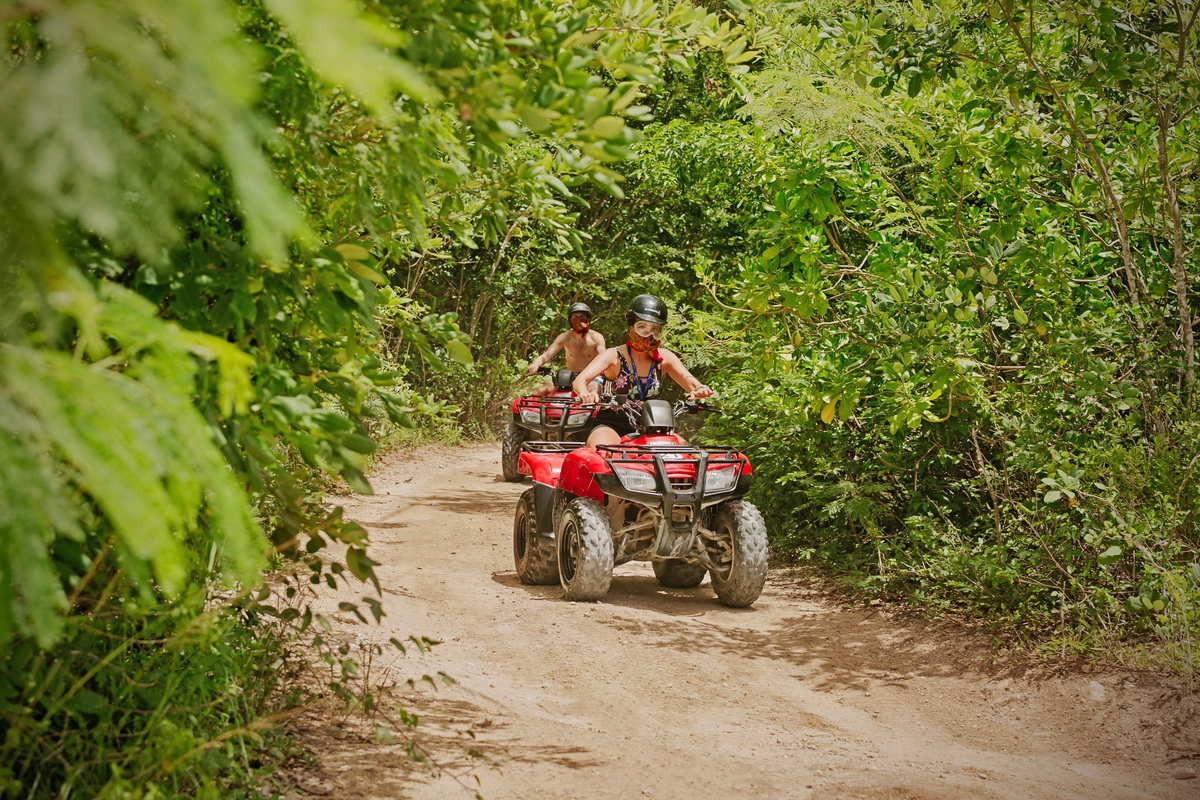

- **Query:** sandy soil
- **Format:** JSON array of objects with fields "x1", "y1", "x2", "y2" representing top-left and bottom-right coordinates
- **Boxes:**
[{"x1": 280, "y1": 443, "x2": 1199, "y2": 800}]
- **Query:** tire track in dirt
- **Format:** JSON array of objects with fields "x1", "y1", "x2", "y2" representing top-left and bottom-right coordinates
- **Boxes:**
[{"x1": 282, "y1": 443, "x2": 1198, "y2": 800}]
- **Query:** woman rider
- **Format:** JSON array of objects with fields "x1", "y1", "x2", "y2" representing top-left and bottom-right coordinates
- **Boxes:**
[{"x1": 572, "y1": 294, "x2": 714, "y2": 447}]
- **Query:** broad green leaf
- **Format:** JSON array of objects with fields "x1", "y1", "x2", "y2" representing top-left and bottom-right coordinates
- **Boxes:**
[
  {"x1": 445, "y1": 339, "x2": 473, "y2": 365},
  {"x1": 520, "y1": 106, "x2": 555, "y2": 133},
  {"x1": 346, "y1": 261, "x2": 389, "y2": 285},
  {"x1": 342, "y1": 433, "x2": 378, "y2": 454},
  {"x1": 592, "y1": 116, "x2": 626, "y2": 139},
  {"x1": 346, "y1": 547, "x2": 380, "y2": 592},
  {"x1": 336, "y1": 243, "x2": 372, "y2": 261},
  {"x1": 837, "y1": 394, "x2": 857, "y2": 421},
  {"x1": 264, "y1": 0, "x2": 439, "y2": 108}
]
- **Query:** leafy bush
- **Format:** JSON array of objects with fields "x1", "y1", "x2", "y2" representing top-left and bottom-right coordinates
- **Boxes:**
[{"x1": 673, "y1": 0, "x2": 1200, "y2": 676}]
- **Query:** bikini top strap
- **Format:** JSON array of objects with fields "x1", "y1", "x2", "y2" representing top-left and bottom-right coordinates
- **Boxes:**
[{"x1": 616, "y1": 347, "x2": 632, "y2": 379}]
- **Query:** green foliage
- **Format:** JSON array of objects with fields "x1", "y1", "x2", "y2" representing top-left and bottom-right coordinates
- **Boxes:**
[
  {"x1": 1, "y1": 0, "x2": 760, "y2": 795},
  {"x1": 1, "y1": 277, "x2": 262, "y2": 649},
  {"x1": 404, "y1": 114, "x2": 774, "y2": 431},
  {"x1": 671, "y1": 0, "x2": 1200, "y2": 674},
  {"x1": 0, "y1": 588, "x2": 292, "y2": 798},
  {"x1": 7, "y1": 0, "x2": 1194, "y2": 793}
]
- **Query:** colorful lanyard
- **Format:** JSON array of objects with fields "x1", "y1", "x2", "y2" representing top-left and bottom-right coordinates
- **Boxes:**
[{"x1": 627, "y1": 346, "x2": 656, "y2": 399}]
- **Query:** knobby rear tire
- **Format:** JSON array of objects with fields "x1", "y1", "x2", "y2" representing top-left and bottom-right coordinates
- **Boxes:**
[
  {"x1": 513, "y1": 489, "x2": 559, "y2": 585},
  {"x1": 501, "y1": 421, "x2": 525, "y2": 482},
  {"x1": 708, "y1": 500, "x2": 768, "y2": 608},
  {"x1": 556, "y1": 497, "x2": 613, "y2": 602}
]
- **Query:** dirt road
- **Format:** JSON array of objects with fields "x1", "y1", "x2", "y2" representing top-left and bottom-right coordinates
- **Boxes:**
[{"x1": 284, "y1": 443, "x2": 1198, "y2": 800}]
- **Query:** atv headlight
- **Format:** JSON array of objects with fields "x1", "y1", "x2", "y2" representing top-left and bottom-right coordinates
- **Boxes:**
[
  {"x1": 565, "y1": 410, "x2": 591, "y2": 427},
  {"x1": 703, "y1": 466, "x2": 739, "y2": 492},
  {"x1": 613, "y1": 466, "x2": 657, "y2": 492},
  {"x1": 520, "y1": 409, "x2": 542, "y2": 425}
]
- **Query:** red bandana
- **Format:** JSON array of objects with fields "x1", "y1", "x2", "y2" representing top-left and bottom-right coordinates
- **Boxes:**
[
  {"x1": 572, "y1": 321, "x2": 590, "y2": 338},
  {"x1": 626, "y1": 335, "x2": 662, "y2": 362}
]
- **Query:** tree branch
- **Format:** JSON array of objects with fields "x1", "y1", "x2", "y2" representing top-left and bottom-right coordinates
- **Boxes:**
[{"x1": 998, "y1": 1, "x2": 1146, "y2": 306}]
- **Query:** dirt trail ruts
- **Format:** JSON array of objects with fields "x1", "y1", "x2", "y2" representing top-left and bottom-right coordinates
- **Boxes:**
[{"x1": 282, "y1": 443, "x2": 1198, "y2": 800}]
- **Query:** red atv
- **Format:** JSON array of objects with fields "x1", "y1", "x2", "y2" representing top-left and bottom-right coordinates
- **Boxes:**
[
  {"x1": 502, "y1": 367, "x2": 598, "y2": 482},
  {"x1": 511, "y1": 398, "x2": 768, "y2": 607}
]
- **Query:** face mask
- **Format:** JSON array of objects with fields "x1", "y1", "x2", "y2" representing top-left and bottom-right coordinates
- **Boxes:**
[{"x1": 627, "y1": 332, "x2": 662, "y2": 359}]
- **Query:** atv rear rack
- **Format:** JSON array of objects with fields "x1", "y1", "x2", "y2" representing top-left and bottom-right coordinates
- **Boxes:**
[
  {"x1": 519, "y1": 440, "x2": 588, "y2": 539},
  {"x1": 520, "y1": 440, "x2": 587, "y2": 453}
]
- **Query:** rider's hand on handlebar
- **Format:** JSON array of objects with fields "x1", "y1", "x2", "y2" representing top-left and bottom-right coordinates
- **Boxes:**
[
  {"x1": 577, "y1": 387, "x2": 601, "y2": 405},
  {"x1": 689, "y1": 384, "x2": 715, "y2": 401},
  {"x1": 526, "y1": 364, "x2": 539, "y2": 376}
]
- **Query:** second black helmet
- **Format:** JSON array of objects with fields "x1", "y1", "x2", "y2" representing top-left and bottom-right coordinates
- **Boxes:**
[
  {"x1": 567, "y1": 302, "x2": 592, "y2": 318},
  {"x1": 625, "y1": 294, "x2": 668, "y2": 327}
]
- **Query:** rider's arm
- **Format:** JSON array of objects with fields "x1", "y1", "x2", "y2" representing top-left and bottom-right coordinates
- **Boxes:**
[
  {"x1": 573, "y1": 349, "x2": 617, "y2": 403},
  {"x1": 527, "y1": 332, "x2": 567, "y2": 374},
  {"x1": 660, "y1": 350, "x2": 714, "y2": 399}
]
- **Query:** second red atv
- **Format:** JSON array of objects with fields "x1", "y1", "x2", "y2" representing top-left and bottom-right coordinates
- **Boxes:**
[
  {"x1": 511, "y1": 398, "x2": 768, "y2": 607},
  {"x1": 501, "y1": 367, "x2": 598, "y2": 482}
]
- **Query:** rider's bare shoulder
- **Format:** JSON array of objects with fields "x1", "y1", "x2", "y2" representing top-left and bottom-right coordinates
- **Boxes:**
[{"x1": 657, "y1": 347, "x2": 682, "y2": 365}]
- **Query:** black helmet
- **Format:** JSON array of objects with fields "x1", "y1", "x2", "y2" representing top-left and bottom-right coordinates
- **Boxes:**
[
  {"x1": 625, "y1": 294, "x2": 667, "y2": 327},
  {"x1": 567, "y1": 302, "x2": 592, "y2": 319}
]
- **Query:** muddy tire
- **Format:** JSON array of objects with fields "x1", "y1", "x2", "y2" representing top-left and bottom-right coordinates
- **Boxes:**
[
  {"x1": 708, "y1": 500, "x2": 768, "y2": 608},
  {"x1": 556, "y1": 497, "x2": 613, "y2": 601},
  {"x1": 513, "y1": 489, "x2": 559, "y2": 585},
  {"x1": 501, "y1": 421, "x2": 525, "y2": 482},
  {"x1": 652, "y1": 559, "x2": 707, "y2": 588}
]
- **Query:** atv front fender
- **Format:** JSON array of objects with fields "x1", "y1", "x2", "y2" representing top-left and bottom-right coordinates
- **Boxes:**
[{"x1": 556, "y1": 448, "x2": 609, "y2": 504}]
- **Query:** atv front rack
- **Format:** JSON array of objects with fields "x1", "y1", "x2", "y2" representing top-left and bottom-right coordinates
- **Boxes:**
[
  {"x1": 595, "y1": 443, "x2": 750, "y2": 530},
  {"x1": 512, "y1": 395, "x2": 595, "y2": 439}
]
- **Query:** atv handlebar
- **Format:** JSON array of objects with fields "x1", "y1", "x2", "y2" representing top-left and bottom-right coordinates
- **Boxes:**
[{"x1": 573, "y1": 395, "x2": 719, "y2": 417}]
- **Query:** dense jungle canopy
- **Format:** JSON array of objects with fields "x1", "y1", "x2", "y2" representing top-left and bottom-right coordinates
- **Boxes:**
[{"x1": 1, "y1": 0, "x2": 1197, "y2": 795}]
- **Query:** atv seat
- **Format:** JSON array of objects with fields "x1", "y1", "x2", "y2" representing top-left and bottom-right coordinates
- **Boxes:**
[{"x1": 553, "y1": 368, "x2": 574, "y2": 390}]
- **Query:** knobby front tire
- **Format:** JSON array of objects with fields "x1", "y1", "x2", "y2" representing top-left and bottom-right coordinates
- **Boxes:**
[
  {"x1": 556, "y1": 497, "x2": 613, "y2": 601},
  {"x1": 708, "y1": 500, "x2": 768, "y2": 608}
]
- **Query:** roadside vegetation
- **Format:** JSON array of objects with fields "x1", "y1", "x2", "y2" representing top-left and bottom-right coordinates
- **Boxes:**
[
  {"x1": 416, "y1": 0, "x2": 1199, "y2": 681},
  {"x1": 0, "y1": 0, "x2": 751, "y2": 795},
  {"x1": 1, "y1": 0, "x2": 1196, "y2": 796}
]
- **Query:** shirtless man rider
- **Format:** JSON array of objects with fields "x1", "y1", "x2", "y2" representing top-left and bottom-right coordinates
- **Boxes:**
[{"x1": 526, "y1": 302, "x2": 606, "y2": 396}]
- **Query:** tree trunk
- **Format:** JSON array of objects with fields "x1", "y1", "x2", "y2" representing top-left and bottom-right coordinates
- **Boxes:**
[{"x1": 1155, "y1": 98, "x2": 1194, "y2": 393}]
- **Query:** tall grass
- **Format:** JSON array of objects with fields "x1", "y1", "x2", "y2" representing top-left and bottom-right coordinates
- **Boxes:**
[{"x1": 0, "y1": 573, "x2": 299, "y2": 799}]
